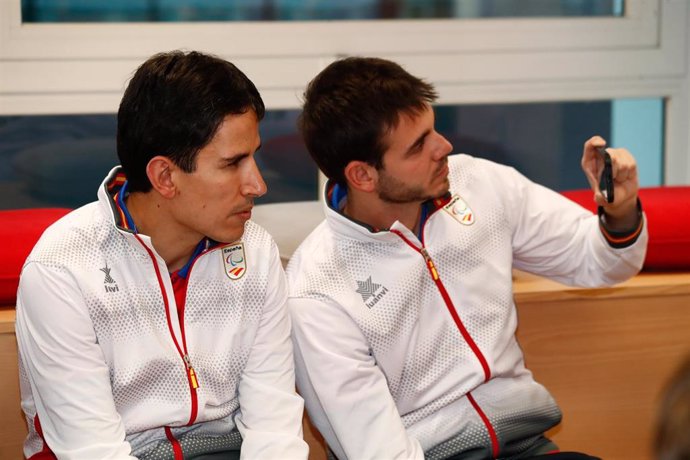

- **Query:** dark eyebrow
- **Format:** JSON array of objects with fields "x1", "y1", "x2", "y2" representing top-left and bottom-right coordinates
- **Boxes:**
[
  {"x1": 221, "y1": 143, "x2": 262, "y2": 165},
  {"x1": 404, "y1": 129, "x2": 431, "y2": 157},
  {"x1": 222, "y1": 153, "x2": 248, "y2": 165}
]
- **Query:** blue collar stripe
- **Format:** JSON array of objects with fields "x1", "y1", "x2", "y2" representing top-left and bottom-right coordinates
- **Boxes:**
[
  {"x1": 117, "y1": 180, "x2": 138, "y2": 233},
  {"x1": 331, "y1": 183, "x2": 348, "y2": 211},
  {"x1": 177, "y1": 239, "x2": 207, "y2": 279}
]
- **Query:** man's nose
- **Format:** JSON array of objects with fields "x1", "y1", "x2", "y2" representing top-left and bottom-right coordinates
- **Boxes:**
[
  {"x1": 433, "y1": 132, "x2": 453, "y2": 159},
  {"x1": 241, "y1": 159, "x2": 267, "y2": 198}
]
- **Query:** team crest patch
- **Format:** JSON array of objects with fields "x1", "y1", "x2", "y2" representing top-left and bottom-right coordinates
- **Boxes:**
[
  {"x1": 443, "y1": 194, "x2": 475, "y2": 225},
  {"x1": 222, "y1": 243, "x2": 247, "y2": 280}
]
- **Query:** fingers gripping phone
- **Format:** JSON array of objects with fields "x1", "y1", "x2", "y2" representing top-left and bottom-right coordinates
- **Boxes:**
[{"x1": 597, "y1": 146, "x2": 614, "y2": 204}]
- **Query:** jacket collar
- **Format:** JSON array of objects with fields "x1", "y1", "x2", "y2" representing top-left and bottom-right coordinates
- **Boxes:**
[
  {"x1": 322, "y1": 180, "x2": 452, "y2": 244},
  {"x1": 98, "y1": 166, "x2": 135, "y2": 234}
]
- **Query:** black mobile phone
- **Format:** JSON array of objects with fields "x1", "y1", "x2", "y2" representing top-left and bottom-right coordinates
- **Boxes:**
[{"x1": 597, "y1": 146, "x2": 614, "y2": 204}]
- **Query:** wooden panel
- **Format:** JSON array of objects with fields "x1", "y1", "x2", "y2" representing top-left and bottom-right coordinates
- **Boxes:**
[
  {"x1": 515, "y1": 274, "x2": 690, "y2": 460},
  {"x1": 513, "y1": 271, "x2": 690, "y2": 304},
  {"x1": 0, "y1": 308, "x2": 26, "y2": 460},
  {"x1": 304, "y1": 414, "x2": 327, "y2": 460}
]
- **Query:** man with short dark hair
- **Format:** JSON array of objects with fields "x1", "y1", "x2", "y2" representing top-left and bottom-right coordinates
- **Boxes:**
[
  {"x1": 287, "y1": 57, "x2": 647, "y2": 460},
  {"x1": 16, "y1": 50, "x2": 308, "y2": 460}
]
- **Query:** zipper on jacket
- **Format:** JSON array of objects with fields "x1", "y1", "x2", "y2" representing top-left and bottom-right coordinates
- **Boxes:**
[
  {"x1": 134, "y1": 234, "x2": 200, "y2": 426},
  {"x1": 164, "y1": 426, "x2": 184, "y2": 460},
  {"x1": 393, "y1": 230, "x2": 491, "y2": 381},
  {"x1": 183, "y1": 354, "x2": 199, "y2": 389},
  {"x1": 420, "y1": 247, "x2": 439, "y2": 280},
  {"x1": 467, "y1": 392, "x2": 500, "y2": 459},
  {"x1": 391, "y1": 229, "x2": 499, "y2": 458}
]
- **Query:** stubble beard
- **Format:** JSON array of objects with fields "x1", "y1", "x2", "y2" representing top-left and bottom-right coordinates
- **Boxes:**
[{"x1": 376, "y1": 166, "x2": 450, "y2": 205}]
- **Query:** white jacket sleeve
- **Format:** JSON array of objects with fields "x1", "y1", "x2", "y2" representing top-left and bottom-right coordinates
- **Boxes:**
[
  {"x1": 289, "y1": 297, "x2": 424, "y2": 460},
  {"x1": 235, "y1": 243, "x2": 309, "y2": 460},
  {"x1": 15, "y1": 262, "x2": 136, "y2": 460},
  {"x1": 502, "y1": 164, "x2": 647, "y2": 286}
]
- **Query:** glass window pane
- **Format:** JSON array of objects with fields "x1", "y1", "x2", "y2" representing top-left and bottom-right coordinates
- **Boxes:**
[
  {"x1": 435, "y1": 97, "x2": 664, "y2": 192},
  {"x1": 0, "y1": 114, "x2": 118, "y2": 210},
  {"x1": 21, "y1": 0, "x2": 624, "y2": 23},
  {"x1": 611, "y1": 98, "x2": 664, "y2": 187},
  {"x1": 256, "y1": 110, "x2": 318, "y2": 205},
  {"x1": 0, "y1": 98, "x2": 661, "y2": 210},
  {"x1": 0, "y1": 110, "x2": 316, "y2": 210}
]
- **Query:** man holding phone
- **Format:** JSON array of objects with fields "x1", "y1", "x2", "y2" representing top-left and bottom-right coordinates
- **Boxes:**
[{"x1": 287, "y1": 56, "x2": 647, "y2": 460}]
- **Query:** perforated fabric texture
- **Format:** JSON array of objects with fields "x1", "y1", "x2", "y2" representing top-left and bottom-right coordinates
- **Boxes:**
[
  {"x1": 17, "y1": 182, "x2": 287, "y2": 458},
  {"x1": 287, "y1": 153, "x2": 646, "y2": 459}
]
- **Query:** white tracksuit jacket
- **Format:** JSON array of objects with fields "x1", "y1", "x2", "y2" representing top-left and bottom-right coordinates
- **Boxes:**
[
  {"x1": 16, "y1": 167, "x2": 308, "y2": 460},
  {"x1": 287, "y1": 154, "x2": 647, "y2": 460}
]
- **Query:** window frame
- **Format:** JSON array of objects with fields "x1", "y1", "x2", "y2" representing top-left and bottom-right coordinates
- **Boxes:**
[{"x1": 0, "y1": 0, "x2": 687, "y2": 184}]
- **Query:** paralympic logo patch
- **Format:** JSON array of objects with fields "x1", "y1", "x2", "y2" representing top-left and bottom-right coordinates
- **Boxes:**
[
  {"x1": 443, "y1": 194, "x2": 475, "y2": 225},
  {"x1": 222, "y1": 243, "x2": 247, "y2": 280}
]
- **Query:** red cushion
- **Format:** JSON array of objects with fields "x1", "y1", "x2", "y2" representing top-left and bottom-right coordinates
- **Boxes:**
[
  {"x1": 561, "y1": 187, "x2": 690, "y2": 271},
  {"x1": 0, "y1": 208, "x2": 71, "y2": 305}
]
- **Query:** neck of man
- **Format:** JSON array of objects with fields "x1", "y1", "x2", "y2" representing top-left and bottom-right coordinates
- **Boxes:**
[
  {"x1": 344, "y1": 187, "x2": 423, "y2": 234},
  {"x1": 125, "y1": 192, "x2": 203, "y2": 273}
]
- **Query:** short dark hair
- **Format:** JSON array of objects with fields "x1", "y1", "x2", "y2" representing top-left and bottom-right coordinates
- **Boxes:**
[
  {"x1": 298, "y1": 57, "x2": 437, "y2": 186},
  {"x1": 117, "y1": 50, "x2": 265, "y2": 192}
]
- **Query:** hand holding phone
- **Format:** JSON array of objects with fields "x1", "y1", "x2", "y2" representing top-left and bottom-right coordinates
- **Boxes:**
[{"x1": 597, "y1": 146, "x2": 614, "y2": 204}]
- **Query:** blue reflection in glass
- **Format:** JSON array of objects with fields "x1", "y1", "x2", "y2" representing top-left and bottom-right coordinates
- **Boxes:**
[
  {"x1": 21, "y1": 0, "x2": 621, "y2": 23},
  {"x1": 0, "y1": 97, "x2": 662, "y2": 210}
]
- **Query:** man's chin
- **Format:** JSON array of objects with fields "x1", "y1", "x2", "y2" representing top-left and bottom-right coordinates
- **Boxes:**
[
  {"x1": 210, "y1": 225, "x2": 247, "y2": 245},
  {"x1": 430, "y1": 182, "x2": 450, "y2": 200}
]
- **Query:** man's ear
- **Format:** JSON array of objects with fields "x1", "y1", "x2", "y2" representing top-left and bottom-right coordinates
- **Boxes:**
[
  {"x1": 344, "y1": 160, "x2": 377, "y2": 193},
  {"x1": 146, "y1": 156, "x2": 177, "y2": 199}
]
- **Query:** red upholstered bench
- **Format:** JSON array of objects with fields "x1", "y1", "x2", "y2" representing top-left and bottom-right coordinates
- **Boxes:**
[
  {"x1": 3, "y1": 186, "x2": 689, "y2": 305},
  {"x1": 1, "y1": 208, "x2": 71, "y2": 457},
  {"x1": 561, "y1": 186, "x2": 690, "y2": 271},
  {"x1": 1, "y1": 208, "x2": 72, "y2": 306}
]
